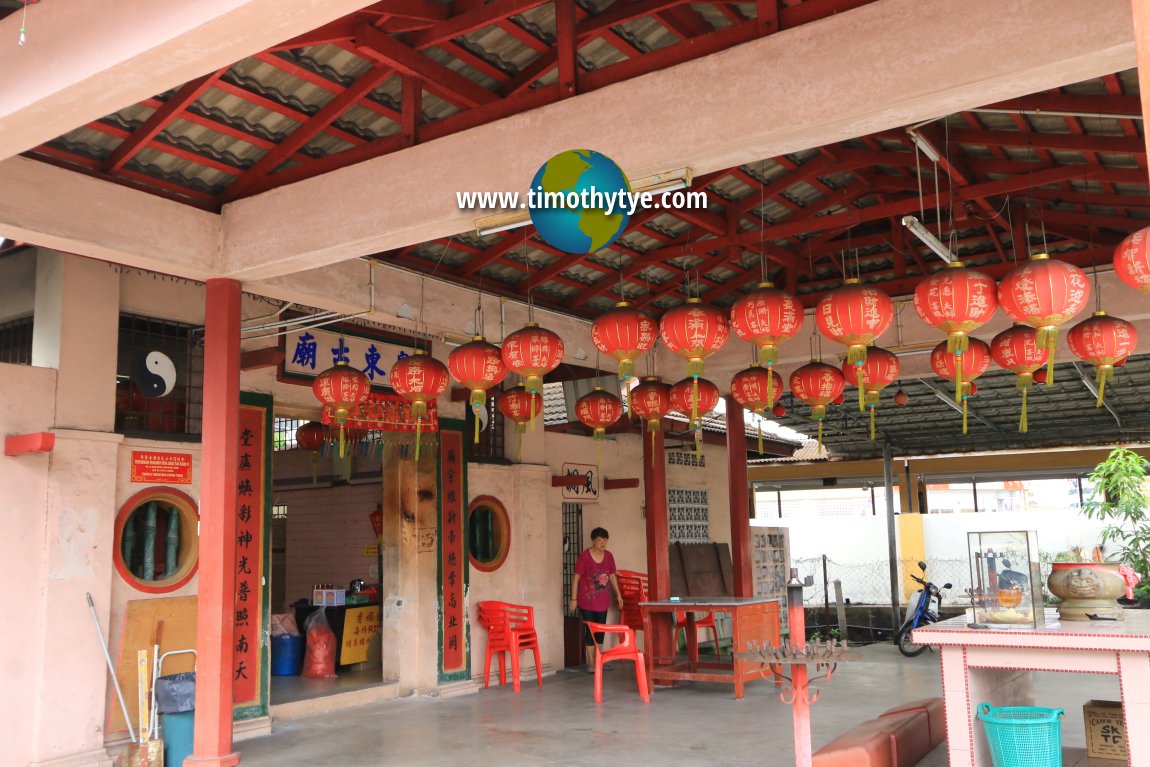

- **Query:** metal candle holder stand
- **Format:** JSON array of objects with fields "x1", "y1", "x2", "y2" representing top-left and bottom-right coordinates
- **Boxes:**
[{"x1": 737, "y1": 568, "x2": 862, "y2": 767}]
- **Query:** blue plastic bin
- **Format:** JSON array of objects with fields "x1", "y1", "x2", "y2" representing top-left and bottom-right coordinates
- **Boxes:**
[
  {"x1": 977, "y1": 703, "x2": 1064, "y2": 767},
  {"x1": 162, "y1": 711, "x2": 194, "y2": 767},
  {"x1": 271, "y1": 634, "x2": 304, "y2": 676}
]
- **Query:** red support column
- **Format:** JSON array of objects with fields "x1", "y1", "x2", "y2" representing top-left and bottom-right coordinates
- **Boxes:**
[
  {"x1": 643, "y1": 425, "x2": 674, "y2": 660},
  {"x1": 725, "y1": 395, "x2": 753, "y2": 597},
  {"x1": 187, "y1": 279, "x2": 242, "y2": 767}
]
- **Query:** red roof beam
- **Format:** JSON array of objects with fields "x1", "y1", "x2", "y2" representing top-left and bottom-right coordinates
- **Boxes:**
[
  {"x1": 221, "y1": 62, "x2": 395, "y2": 201},
  {"x1": 354, "y1": 23, "x2": 496, "y2": 110},
  {"x1": 103, "y1": 72, "x2": 222, "y2": 172}
]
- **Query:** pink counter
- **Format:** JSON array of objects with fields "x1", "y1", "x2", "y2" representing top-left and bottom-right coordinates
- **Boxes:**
[{"x1": 914, "y1": 609, "x2": 1150, "y2": 767}]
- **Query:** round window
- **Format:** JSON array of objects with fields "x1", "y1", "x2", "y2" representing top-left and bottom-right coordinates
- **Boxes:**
[
  {"x1": 467, "y1": 495, "x2": 510, "y2": 572},
  {"x1": 114, "y1": 487, "x2": 199, "y2": 593}
]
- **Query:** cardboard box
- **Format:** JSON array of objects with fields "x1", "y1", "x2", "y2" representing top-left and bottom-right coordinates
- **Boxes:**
[
  {"x1": 1084, "y1": 700, "x2": 1126, "y2": 761},
  {"x1": 312, "y1": 588, "x2": 346, "y2": 607}
]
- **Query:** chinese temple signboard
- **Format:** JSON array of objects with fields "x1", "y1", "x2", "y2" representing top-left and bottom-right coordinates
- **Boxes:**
[
  {"x1": 280, "y1": 326, "x2": 417, "y2": 390},
  {"x1": 130, "y1": 451, "x2": 193, "y2": 484}
]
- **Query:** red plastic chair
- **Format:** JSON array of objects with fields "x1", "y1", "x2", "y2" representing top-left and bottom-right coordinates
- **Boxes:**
[
  {"x1": 675, "y1": 610, "x2": 722, "y2": 658},
  {"x1": 616, "y1": 570, "x2": 648, "y2": 633},
  {"x1": 585, "y1": 621, "x2": 649, "y2": 703},
  {"x1": 477, "y1": 601, "x2": 541, "y2": 692}
]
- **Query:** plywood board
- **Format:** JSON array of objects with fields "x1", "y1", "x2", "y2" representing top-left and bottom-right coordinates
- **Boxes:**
[
  {"x1": 106, "y1": 596, "x2": 197, "y2": 736},
  {"x1": 669, "y1": 542, "x2": 734, "y2": 597}
]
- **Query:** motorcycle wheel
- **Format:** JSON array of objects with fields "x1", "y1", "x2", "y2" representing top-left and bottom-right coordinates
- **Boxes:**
[{"x1": 896, "y1": 625, "x2": 928, "y2": 657}]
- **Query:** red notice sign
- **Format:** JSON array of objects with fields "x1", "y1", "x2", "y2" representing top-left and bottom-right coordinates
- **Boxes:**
[{"x1": 130, "y1": 451, "x2": 193, "y2": 484}]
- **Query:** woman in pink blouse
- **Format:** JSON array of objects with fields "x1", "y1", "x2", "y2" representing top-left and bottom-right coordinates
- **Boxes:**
[{"x1": 568, "y1": 527, "x2": 624, "y2": 672}]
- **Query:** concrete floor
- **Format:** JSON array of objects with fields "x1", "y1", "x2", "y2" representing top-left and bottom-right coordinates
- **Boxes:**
[{"x1": 235, "y1": 644, "x2": 1118, "y2": 766}]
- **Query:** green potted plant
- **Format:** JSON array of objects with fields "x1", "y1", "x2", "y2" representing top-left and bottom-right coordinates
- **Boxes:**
[
  {"x1": 1083, "y1": 447, "x2": 1150, "y2": 578},
  {"x1": 1053, "y1": 446, "x2": 1150, "y2": 617}
]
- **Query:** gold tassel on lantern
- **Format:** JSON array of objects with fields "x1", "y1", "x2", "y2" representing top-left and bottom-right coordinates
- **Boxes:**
[
  {"x1": 1036, "y1": 326, "x2": 1058, "y2": 385},
  {"x1": 960, "y1": 382, "x2": 969, "y2": 435},
  {"x1": 954, "y1": 352, "x2": 964, "y2": 405},
  {"x1": 694, "y1": 425, "x2": 702, "y2": 460},
  {"x1": 529, "y1": 391, "x2": 537, "y2": 432},
  {"x1": 1095, "y1": 365, "x2": 1114, "y2": 408},
  {"x1": 846, "y1": 344, "x2": 868, "y2": 367},
  {"x1": 1016, "y1": 372, "x2": 1033, "y2": 433},
  {"x1": 411, "y1": 401, "x2": 428, "y2": 461},
  {"x1": 766, "y1": 363, "x2": 777, "y2": 408},
  {"x1": 856, "y1": 366, "x2": 866, "y2": 412},
  {"x1": 812, "y1": 404, "x2": 827, "y2": 453},
  {"x1": 691, "y1": 376, "x2": 699, "y2": 427},
  {"x1": 470, "y1": 390, "x2": 485, "y2": 444},
  {"x1": 869, "y1": 405, "x2": 876, "y2": 442}
]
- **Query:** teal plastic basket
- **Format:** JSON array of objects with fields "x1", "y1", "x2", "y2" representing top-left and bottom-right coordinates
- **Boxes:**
[{"x1": 977, "y1": 703, "x2": 1064, "y2": 767}]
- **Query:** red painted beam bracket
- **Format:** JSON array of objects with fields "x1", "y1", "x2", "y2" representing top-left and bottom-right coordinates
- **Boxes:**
[
  {"x1": 5, "y1": 432, "x2": 55, "y2": 456},
  {"x1": 603, "y1": 478, "x2": 640, "y2": 490}
]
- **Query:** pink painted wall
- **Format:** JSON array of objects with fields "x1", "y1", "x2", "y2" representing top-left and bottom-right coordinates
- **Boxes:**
[{"x1": 0, "y1": 363, "x2": 56, "y2": 767}]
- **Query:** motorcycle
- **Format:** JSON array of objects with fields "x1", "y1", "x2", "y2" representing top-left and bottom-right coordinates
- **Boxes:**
[{"x1": 895, "y1": 561, "x2": 951, "y2": 657}]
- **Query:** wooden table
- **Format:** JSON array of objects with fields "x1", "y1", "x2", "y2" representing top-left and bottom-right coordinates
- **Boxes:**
[
  {"x1": 914, "y1": 609, "x2": 1150, "y2": 767},
  {"x1": 640, "y1": 596, "x2": 780, "y2": 700}
]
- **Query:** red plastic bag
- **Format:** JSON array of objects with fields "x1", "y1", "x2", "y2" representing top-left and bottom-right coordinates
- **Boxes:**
[{"x1": 301, "y1": 607, "x2": 338, "y2": 679}]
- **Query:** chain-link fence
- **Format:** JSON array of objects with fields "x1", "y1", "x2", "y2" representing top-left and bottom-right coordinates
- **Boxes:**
[{"x1": 792, "y1": 556, "x2": 1056, "y2": 608}]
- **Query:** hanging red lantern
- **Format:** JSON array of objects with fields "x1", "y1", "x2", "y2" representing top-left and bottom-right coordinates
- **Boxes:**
[
  {"x1": 631, "y1": 377, "x2": 672, "y2": 456},
  {"x1": 730, "y1": 282, "x2": 804, "y2": 389},
  {"x1": 788, "y1": 361, "x2": 845, "y2": 450},
  {"x1": 816, "y1": 279, "x2": 894, "y2": 370},
  {"x1": 1113, "y1": 228, "x2": 1150, "y2": 295},
  {"x1": 501, "y1": 322, "x2": 564, "y2": 430},
  {"x1": 893, "y1": 390, "x2": 909, "y2": 406},
  {"x1": 990, "y1": 325, "x2": 1049, "y2": 433},
  {"x1": 771, "y1": 403, "x2": 787, "y2": 418},
  {"x1": 997, "y1": 253, "x2": 1090, "y2": 384},
  {"x1": 660, "y1": 298, "x2": 729, "y2": 422},
  {"x1": 296, "y1": 420, "x2": 327, "y2": 485},
  {"x1": 575, "y1": 387, "x2": 623, "y2": 468},
  {"x1": 930, "y1": 338, "x2": 990, "y2": 435},
  {"x1": 497, "y1": 384, "x2": 543, "y2": 461},
  {"x1": 1067, "y1": 311, "x2": 1138, "y2": 408},
  {"x1": 841, "y1": 347, "x2": 900, "y2": 441},
  {"x1": 591, "y1": 301, "x2": 658, "y2": 385},
  {"x1": 390, "y1": 350, "x2": 449, "y2": 461},
  {"x1": 831, "y1": 393, "x2": 845, "y2": 405},
  {"x1": 670, "y1": 376, "x2": 720, "y2": 458},
  {"x1": 730, "y1": 365, "x2": 784, "y2": 454},
  {"x1": 312, "y1": 361, "x2": 371, "y2": 457},
  {"x1": 449, "y1": 336, "x2": 507, "y2": 444},
  {"x1": 295, "y1": 421, "x2": 326, "y2": 452},
  {"x1": 914, "y1": 262, "x2": 998, "y2": 403}
]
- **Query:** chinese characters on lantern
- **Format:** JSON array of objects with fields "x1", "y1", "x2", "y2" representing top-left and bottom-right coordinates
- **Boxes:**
[
  {"x1": 440, "y1": 431, "x2": 466, "y2": 676},
  {"x1": 233, "y1": 403, "x2": 266, "y2": 706}
]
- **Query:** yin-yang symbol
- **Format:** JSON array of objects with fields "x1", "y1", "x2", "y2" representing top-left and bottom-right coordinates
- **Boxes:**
[{"x1": 136, "y1": 351, "x2": 177, "y2": 397}]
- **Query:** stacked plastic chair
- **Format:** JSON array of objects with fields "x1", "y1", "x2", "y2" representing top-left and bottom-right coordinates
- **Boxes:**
[
  {"x1": 616, "y1": 569, "x2": 649, "y2": 633},
  {"x1": 477, "y1": 601, "x2": 542, "y2": 692}
]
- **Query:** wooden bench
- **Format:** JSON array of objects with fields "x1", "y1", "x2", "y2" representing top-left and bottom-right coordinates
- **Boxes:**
[{"x1": 812, "y1": 696, "x2": 944, "y2": 767}]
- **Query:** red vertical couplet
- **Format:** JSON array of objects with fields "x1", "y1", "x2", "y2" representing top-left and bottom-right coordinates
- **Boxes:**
[
  {"x1": 232, "y1": 403, "x2": 266, "y2": 705},
  {"x1": 724, "y1": 395, "x2": 752, "y2": 597},
  {"x1": 189, "y1": 278, "x2": 241, "y2": 767},
  {"x1": 440, "y1": 430, "x2": 466, "y2": 674}
]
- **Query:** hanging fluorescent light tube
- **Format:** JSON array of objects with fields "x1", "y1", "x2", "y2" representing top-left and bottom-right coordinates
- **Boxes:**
[
  {"x1": 474, "y1": 167, "x2": 693, "y2": 237},
  {"x1": 902, "y1": 215, "x2": 956, "y2": 263},
  {"x1": 475, "y1": 210, "x2": 530, "y2": 237},
  {"x1": 905, "y1": 128, "x2": 941, "y2": 163}
]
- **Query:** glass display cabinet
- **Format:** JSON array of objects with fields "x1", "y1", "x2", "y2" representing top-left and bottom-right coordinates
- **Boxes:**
[{"x1": 967, "y1": 530, "x2": 1045, "y2": 629}]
